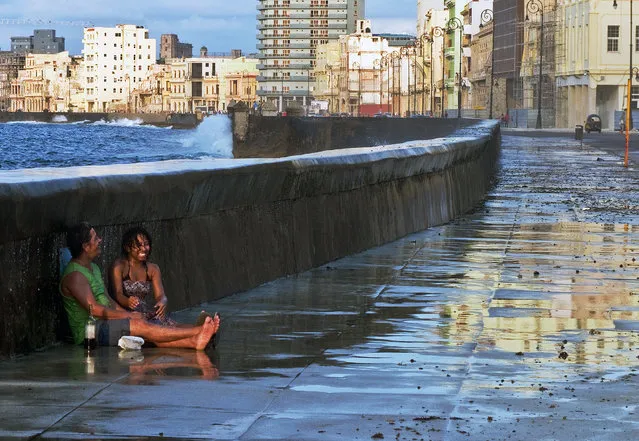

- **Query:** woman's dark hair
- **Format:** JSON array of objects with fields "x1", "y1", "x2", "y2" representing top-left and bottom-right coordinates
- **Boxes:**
[
  {"x1": 121, "y1": 226, "x2": 153, "y2": 257},
  {"x1": 67, "y1": 222, "x2": 93, "y2": 258}
]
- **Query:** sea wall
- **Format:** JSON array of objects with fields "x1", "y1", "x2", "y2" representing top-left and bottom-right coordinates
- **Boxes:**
[
  {"x1": 232, "y1": 115, "x2": 473, "y2": 158},
  {"x1": 0, "y1": 119, "x2": 500, "y2": 357},
  {"x1": 0, "y1": 111, "x2": 199, "y2": 128}
]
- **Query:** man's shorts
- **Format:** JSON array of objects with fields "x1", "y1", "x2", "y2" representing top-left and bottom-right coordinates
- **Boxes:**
[{"x1": 96, "y1": 319, "x2": 131, "y2": 346}]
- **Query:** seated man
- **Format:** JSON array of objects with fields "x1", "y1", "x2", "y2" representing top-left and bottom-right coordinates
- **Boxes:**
[{"x1": 60, "y1": 222, "x2": 219, "y2": 350}]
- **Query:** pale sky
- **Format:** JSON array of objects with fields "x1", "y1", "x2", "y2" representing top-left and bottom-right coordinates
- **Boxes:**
[{"x1": 0, "y1": 0, "x2": 417, "y2": 56}]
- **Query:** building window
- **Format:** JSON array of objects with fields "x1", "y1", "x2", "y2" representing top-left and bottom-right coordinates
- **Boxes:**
[
  {"x1": 608, "y1": 25, "x2": 619, "y2": 52},
  {"x1": 632, "y1": 85, "x2": 639, "y2": 109},
  {"x1": 636, "y1": 25, "x2": 639, "y2": 51}
]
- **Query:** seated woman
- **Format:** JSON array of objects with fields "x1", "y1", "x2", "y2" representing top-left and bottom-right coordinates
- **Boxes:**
[{"x1": 110, "y1": 227, "x2": 177, "y2": 326}]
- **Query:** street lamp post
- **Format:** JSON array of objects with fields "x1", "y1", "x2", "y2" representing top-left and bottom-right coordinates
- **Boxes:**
[
  {"x1": 431, "y1": 26, "x2": 445, "y2": 117},
  {"x1": 401, "y1": 46, "x2": 411, "y2": 117},
  {"x1": 373, "y1": 58, "x2": 381, "y2": 113},
  {"x1": 480, "y1": 9, "x2": 495, "y2": 119},
  {"x1": 613, "y1": 0, "x2": 632, "y2": 167},
  {"x1": 447, "y1": 17, "x2": 463, "y2": 119},
  {"x1": 526, "y1": 0, "x2": 544, "y2": 129},
  {"x1": 420, "y1": 34, "x2": 431, "y2": 115},
  {"x1": 392, "y1": 51, "x2": 401, "y2": 116},
  {"x1": 414, "y1": 40, "x2": 420, "y2": 114},
  {"x1": 381, "y1": 54, "x2": 389, "y2": 113},
  {"x1": 326, "y1": 64, "x2": 334, "y2": 114},
  {"x1": 385, "y1": 54, "x2": 392, "y2": 113},
  {"x1": 352, "y1": 61, "x2": 361, "y2": 116}
]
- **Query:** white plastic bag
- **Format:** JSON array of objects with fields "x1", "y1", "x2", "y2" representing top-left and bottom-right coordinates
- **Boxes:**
[{"x1": 118, "y1": 335, "x2": 145, "y2": 350}]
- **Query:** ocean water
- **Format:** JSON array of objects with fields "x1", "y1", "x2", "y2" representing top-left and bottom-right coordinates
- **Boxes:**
[{"x1": 0, "y1": 115, "x2": 234, "y2": 170}]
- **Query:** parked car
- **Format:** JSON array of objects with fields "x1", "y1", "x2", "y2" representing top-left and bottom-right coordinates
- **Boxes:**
[{"x1": 585, "y1": 114, "x2": 601, "y2": 133}]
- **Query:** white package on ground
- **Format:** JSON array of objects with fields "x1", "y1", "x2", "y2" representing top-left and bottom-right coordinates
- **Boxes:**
[{"x1": 118, "y1": 335, "x2": 145, "y2": 350}]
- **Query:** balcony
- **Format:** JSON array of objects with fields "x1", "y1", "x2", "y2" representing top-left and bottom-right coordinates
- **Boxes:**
[
  {"x1": 445, "y1": 47, "x2": 456, "y2": 58},
  {"x1": 257, "y1": 90, "x2": 282, "y2": 96},
  {"x1": 289, "y1": 75, "x2": 312, "y2": 81},
  {"x1": 289, "y1": 63, "x2": 313, "y2": 69}
]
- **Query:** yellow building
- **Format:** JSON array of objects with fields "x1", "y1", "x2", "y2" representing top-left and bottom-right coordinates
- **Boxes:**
[
  {"x1": 313, "y1": 41, "x2": 341, "y2": 114},
  {"x1": 10, "y1": 52, "x2": 83, "y2": 112},
  {"x1": 313, "y1": 20, "x2": 393, "y2": 117},
  {"x1": 555, "y1": 0, "x2": 639, "y2": 129},
  {"x1": 166, "y1": 53, "x2": 258, "y2": 113},
  {"x1": 130, "y1": 64, "x2": 170, "y2": 113}
]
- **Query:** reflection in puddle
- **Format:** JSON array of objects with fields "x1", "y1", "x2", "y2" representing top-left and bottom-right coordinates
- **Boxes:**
[
  {"x1": 120, "y1": 348, "x2": 219, "y2": 384},
  {"x1": 195, "y1": 135, "x2": 639, "y2": 391}
]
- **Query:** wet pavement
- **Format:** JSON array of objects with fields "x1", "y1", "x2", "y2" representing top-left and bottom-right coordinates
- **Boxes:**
[{"x1": 3, "y1": 132, "x2": 639, "y2": 440}]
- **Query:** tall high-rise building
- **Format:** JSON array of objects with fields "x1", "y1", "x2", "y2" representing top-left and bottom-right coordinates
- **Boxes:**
[
  {"x1": 11, "y1": 29, "x2": 65, "y2": 54},
  {"x1": 256, "y1": 0, "x2": 365, "y2": 112},
  {"x1": 82, "y1": 24, "x2": 156, "y2": 112}
]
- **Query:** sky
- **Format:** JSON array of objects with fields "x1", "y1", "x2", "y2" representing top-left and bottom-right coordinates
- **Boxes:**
[{"x1": 0, "y1": 0, "x2": 417, "y2": 56}]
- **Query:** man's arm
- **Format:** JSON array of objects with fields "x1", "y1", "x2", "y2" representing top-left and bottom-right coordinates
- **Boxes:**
[{"x1": 62, "y1": 271, "x2": 136, "y2": 320}]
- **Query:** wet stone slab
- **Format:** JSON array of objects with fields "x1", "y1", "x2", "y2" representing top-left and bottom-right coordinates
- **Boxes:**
[{"x1": 3, "y1": 134, "x2": 639, "y2": 439}]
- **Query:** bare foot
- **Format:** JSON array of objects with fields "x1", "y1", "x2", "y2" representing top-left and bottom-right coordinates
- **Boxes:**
[{"x1": 195, "y1": 317, "x2": 217, "y2": 351}]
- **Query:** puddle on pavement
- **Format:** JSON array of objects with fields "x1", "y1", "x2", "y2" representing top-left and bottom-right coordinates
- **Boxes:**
[{"x1": 10, "y1": 135, "x2": 639, "y2": 391}]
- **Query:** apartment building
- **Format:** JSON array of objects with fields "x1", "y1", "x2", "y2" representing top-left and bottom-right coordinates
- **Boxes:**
[
  {"x1": 81, "y1": 24, "x2": 156, "y2": 112},
  {"x1": 256, "y1": 0, "x2": 365, "y2": 112},
  {"x1": 0, "y1": 51, "x2": 25, "y2": 111},
  {"x1": 9, "y1": 52, "x2": 82, "y2": 112},
  {"x1": 166, "y1": 54, "x2": 258, "y2": 113},
  {"x1": 160, "y1": 34, "x2": 193, "y2": 60},
  {"x1": 11, "y1": 29, "x2": 65, "y2": 55},
  {"x1": 555, "y1": 0, "x2": 639, "y2": 130}
]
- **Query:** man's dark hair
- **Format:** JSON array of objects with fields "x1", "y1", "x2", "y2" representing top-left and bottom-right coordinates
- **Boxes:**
[
  {"x1": 67, "y1": 222, "x2": 93, "y2": 258},
  {"x1": 121, "y1": 226, "x2": 153, "y2": 257}
]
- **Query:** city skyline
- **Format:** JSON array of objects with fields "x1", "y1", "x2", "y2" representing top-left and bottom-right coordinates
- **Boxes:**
[{"x1": 0, "y1": 0, "x2": 418, "y2": 55}]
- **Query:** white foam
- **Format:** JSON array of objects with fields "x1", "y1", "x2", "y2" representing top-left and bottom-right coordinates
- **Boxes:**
[
  {"x1": 4, "y1": 120, "x2": 48, "y2": 125},
  {"x1": 181, "y1": 114, "x2": 233, "y2": 158},
  {"x1": 92, "y1": 118, "x2": 144, "y2": 127},
  {"x1": 51, "y1": 115, "x2": 68, "y2": 123}
]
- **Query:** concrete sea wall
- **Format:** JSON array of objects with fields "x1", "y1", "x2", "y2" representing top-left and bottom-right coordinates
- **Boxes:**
[
  {"x1": 0, "y1": 119, "x2": 500, "y2": 357},
  {"x1": 232, "y1": 115, "x2": 473, "y2": 158}
]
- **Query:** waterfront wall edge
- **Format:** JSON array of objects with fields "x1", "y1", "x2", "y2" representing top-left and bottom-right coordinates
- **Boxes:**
[{"x1": 0, "y1": 120, "x2": 500, "y2": 356}]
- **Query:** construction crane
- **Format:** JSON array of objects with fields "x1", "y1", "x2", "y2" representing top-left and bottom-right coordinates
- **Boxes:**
[{"x1": 0, "y1": 18, "x2": 93, "y2": 27}]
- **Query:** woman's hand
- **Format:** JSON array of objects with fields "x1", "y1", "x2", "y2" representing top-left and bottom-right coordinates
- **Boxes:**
[
  {"x1": 128, "y1": 296, "x2": 140, "y2": 310},
  {"x1": 154, "y1": 296, "x2": 168, "y2": 319}
]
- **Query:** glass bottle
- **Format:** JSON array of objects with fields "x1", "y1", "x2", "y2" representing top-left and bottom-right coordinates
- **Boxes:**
[{"x1": 84, "y1": 304, "x2": 97, "y2": 351}]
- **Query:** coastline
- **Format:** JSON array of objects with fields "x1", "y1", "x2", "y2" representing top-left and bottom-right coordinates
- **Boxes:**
[{"x1": 0, "y1": 111, "x2": 201, "y2": 129}]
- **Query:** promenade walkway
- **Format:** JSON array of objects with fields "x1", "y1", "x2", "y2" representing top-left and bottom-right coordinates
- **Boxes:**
[{"x1": 2, "y1": 133, "x2": 639, "y2": 440}]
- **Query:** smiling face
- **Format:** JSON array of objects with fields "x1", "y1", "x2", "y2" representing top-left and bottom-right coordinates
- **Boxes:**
[{"x1": 127, "y1": 233, "x2": 151, "y2": 262}]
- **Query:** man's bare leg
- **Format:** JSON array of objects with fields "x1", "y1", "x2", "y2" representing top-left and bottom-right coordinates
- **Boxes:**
[{"x1": 130, "y1": 316, "x2": 219, "y2": 350}]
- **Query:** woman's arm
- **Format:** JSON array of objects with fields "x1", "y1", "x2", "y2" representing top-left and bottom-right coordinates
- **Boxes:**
[
  {"x1": 149, "y1": 263, "x2": 168, "y2": 318},
  {"x1": 110, "y1": 260, "x2": 139, "y2": 310}
]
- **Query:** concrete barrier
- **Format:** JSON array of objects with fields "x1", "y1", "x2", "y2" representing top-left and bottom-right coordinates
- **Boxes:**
[
  {"x1": 232, "y1": 115, "x2": 474, "y2": 158},
  {"x1": 0, "y1": 119, "x2": 500, "y2": 357}
]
